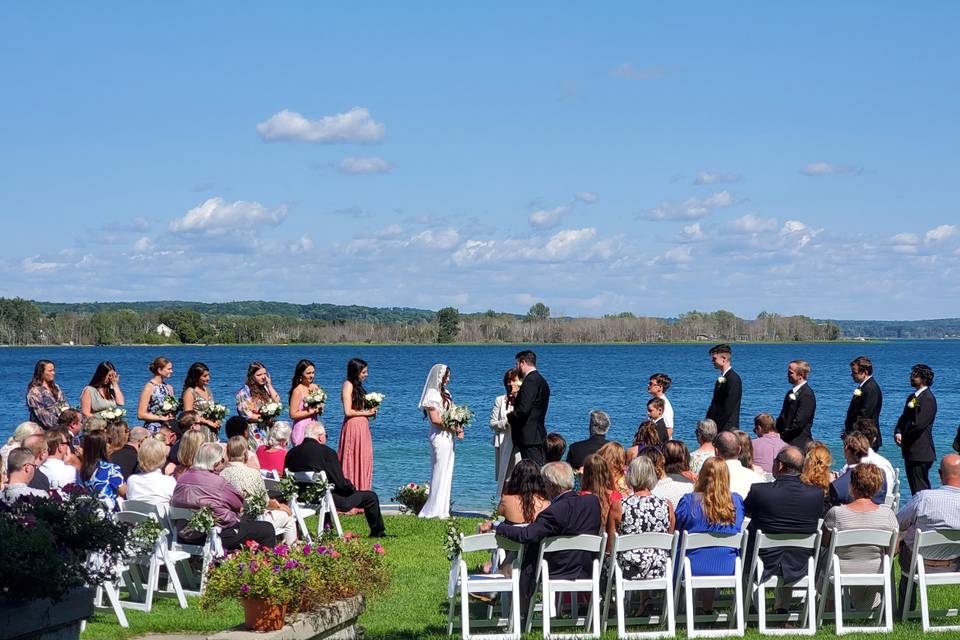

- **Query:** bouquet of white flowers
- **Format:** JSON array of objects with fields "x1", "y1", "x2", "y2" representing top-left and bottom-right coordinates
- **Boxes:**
[
  {"x1": 97, "y1": 407, "x2": 126, "y2": 422},
  {"x1": 159, "y1": 396, "x2": 180, "y2": 415},
  {"x1": 203, "y1": 403, "x2": 228, "y2": 421},
  {"x1": 303, "y1": 388, "x2": 327, "y2": 408},
  {"x1": 259, "y1": 401, "x2": 283, "y2": 421},
  {"x1": 442, "y1": 404, "x2": 475, "y2": 431},
  {"x1": 364, "y1": 392, "x2": 385, "y2": 409}
]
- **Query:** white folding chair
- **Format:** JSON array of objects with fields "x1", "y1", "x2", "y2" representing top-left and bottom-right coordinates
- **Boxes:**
[
  {"x1": 815, "y1": 528, "x2": 896, "y2": 634},
  {"x1": 524, "y1": 533, "x2": 605, "y2": 639},
  {"x1": 286, "y1": 469, "x2": 342, "y2": 540},
  {"x1": 167, "y1": 506, "x2": 224, "y2": 595},
  {"x1": 743, "y1": 526, "x2": 822, "y2": 636},
  {"x1": 675, "y1": 531, "x2": 747, "y2": 639},
  {"x1": 112, "y1": 511, "x2": 188, "y2": 612},
  {"x1": 602, "y1": 532, "x2": 678, "y2": 639},
  {"x1": 446, "y1": 533, "x2": 524, "y2": 639},
  {"x1": 901, "y1": 529, "x2": 960, "y2": 631}
]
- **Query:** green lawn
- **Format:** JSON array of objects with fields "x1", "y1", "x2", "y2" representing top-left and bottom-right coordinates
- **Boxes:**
[{"x1": 83, "y1": 514, "x2": 960, "y2": 639}]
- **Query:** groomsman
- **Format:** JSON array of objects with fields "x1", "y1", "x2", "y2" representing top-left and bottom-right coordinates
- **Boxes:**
[
  {"x1": 845, "y1": 356, "x2": 883, "y2": 450},
  {"x1": 894, "y1": 364, "x2": 937, "y2": 494},
  {"x1": 508, "y1": 350, "x2": 550, "y2": 465},
  {"x1": 776, "y1": 360, "x2": 817, "y2": 449},
  {"x1": 706, "y1": 344, "x2": 741, "y2": 431}
]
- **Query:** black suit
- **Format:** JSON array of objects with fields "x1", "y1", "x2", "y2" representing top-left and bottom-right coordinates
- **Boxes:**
[
  {"x1": 744, "y1": 475, "x2": 825, "y2": 582},
  {"x1": 284, "y1": 439, "x2": 385, "y2": 536},
  {"x1": 844, "y1": 376, "x2": 883, "y2": 449},
  {"x1": 776, "y1": 382, "x2": 816, "y2": 450},
  {"x1": 894, "y1": 389, "x2": 937, "y2": 494},
  {"x1": 497, "y1": 491, "x2": 601, "y2": 619},
  {"x1": 508, "y1": 369, "x2": 550, "y2": 465},
  {"x1": 653, "y1": 417, "x2": 669, "y2": 444},
  {"x1": 566, "y1": 435, "x2": 608, "y2": 470},
  {"x1": 706, "y1": 369, "x2": 741, "y2": 431}
]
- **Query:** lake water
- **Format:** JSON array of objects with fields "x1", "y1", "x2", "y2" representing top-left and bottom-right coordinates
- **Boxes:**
[{"x1": 3, "y1": 342, "x2": 958, "y2": 510}]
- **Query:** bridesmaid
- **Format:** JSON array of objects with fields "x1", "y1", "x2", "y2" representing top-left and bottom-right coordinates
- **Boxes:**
[
  {"x1": 289, "y1": 359, "x2": 324, "y2": 446},
  {"x1": 26, "y1": 359, "x2": 66, "y2": 430},
  {"x1": 80, "y1": 361, "x2": 125, "y2": 417},
  {"x1": 339, "y1": 358, "x2": 378, "y2": 491},
  {"x1": 137, "y1": 357, "x2": 177, "y2": 433},
  {"x1": 235, "y1": 361, "x2": 282, "y2": 442},
  {"x1": 182, "y1": 362, "x2": 220, "y2": 434}
]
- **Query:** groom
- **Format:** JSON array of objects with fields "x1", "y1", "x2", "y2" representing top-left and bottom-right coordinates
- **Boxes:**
[{"x1": 508, "y1": 350, "x2": 550, "y2": 465}]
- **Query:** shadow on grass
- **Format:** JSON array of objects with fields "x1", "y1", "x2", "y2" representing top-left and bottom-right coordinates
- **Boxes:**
[{"x1": 363, "y1": 624, "x2": 448, "y2": 640}]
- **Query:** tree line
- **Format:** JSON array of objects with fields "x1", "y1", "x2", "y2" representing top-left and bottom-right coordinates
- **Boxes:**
[{"x1": 0, "y1": 297, "x2": 842, "y2": 346}]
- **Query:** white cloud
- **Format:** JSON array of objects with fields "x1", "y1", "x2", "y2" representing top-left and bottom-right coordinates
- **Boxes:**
[
  {"x1": 337, "y1": 156, "x2": 392, "y2": 175},
  {"x1": 676, "y1": 223, "x2": 705, "y2": 242},
  {"x1": 22, "y1": 256, "x2": 60, "y2": 272},
  {"x1": 800, "y1": 162, "x2": 856, "y2": 176},
  {"x1": 780, "y1": 220, "x2": 807, "y2": 236},
  {"x1": 925, "y1": 224, "x2": 957, "y2": 243},
  {"x1": 529, "y1": 205, "x2": 570, "y2": 230},
  {"x1": 410, "y1": 228, "x2": 461, "y2": 251},
  {"x1": 544, "y1": 228, "x2": 597, "y2": 259},
  {"x1": 288, "y1": 235, "x2": 314, "y2": 254},
  {"x1": 892, "y1": 233, "x2": 920, "y2": 245},
  {"x1": 693, "y1": 172, "x2": 741, "y2": 185},
  {"x1": 256, "y1": 107, "x2": 385, "y2": 144},
  {"x1": 661, "y1": 246, "x2": 693, "y2": 264},
  {"x1": 610, "y1": 63, "x2": 669, "y2": 81},
  {"x1": 573, "y1": 191, "x2": 599, "y2": 204},
  {"x1": 133, "y1": 236, "x2": 153, "y2": 252},
  {"x1": 729, "y1": 214, "x2": 777, "y2": 234},
  {"x1": 643, "y1": 190, "x2": 733, "y2": 221},
  {"x1": 169, "y1": 197, "x2": 287, "y2": 235}
]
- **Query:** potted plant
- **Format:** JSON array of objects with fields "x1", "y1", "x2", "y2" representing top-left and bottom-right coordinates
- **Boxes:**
[{"x1": 0, "y1": 487, "x2": 132, "y2": 640}]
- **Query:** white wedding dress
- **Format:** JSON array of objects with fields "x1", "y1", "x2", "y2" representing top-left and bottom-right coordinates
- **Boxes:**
[{"x1": 419, "y1": 364, "x2": 455, "y2": 519}]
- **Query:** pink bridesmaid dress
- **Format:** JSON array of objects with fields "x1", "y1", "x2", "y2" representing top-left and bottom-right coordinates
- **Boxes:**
[
  {"x1": 338, "y1": 415, "x2": 373, "y2": 491},
  {"x1": 291, "y1": 398, "x2": 311, "y2": 446}
]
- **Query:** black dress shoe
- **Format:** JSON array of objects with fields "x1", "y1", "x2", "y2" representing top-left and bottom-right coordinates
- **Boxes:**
[{"x1": 370, "y1": 532, "x2": 395, "y2": 538}]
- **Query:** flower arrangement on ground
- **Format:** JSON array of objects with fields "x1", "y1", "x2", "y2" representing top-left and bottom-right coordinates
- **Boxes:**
[{"x1": 393, "y1": 482, "x2": 429, "y2": 515}]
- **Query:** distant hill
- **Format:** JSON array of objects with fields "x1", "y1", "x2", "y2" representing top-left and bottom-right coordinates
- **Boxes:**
[{"x1": 829, "y1": 318, "x2": 960, "y2": 340}]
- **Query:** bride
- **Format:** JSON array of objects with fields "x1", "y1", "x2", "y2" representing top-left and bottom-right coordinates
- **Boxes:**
[{"x1": 418, "y1": 363, "x2": 463, "y2": 519}]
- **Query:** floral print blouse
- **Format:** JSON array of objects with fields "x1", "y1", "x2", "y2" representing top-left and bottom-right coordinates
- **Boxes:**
[{"x1": 26, "y1": 384, "x2": 65, "y2": 430}]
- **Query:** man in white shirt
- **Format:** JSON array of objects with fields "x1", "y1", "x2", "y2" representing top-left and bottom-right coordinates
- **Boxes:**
[
  {"x1": 648, "y1": 373, "x2": 674, "y2": 439},
  {"x1": 39, "y1": 429, "x2": 78, "y2": 490},
  {"x1": 715, "y1": 431, "x2": 762, "y2": 498}
]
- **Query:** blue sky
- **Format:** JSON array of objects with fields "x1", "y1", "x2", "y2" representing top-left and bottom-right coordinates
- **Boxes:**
[{"x1": 1, "y1": 3, "x2": 958, "y2": 319}]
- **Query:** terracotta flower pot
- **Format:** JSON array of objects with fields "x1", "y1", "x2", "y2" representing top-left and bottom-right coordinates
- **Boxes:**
[{"x1": 242, "y1": 597, "x2": 287, "y2": 632}]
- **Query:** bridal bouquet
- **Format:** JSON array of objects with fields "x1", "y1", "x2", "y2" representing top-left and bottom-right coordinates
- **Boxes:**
[
  {"x1": 202, "y1": 403, "x2": 228, "y2": 421},
  {"x1": 259, "y1": 402, "x2": 284, "y2": 421},
  {"x1": 303, "y1": 388, "x2": 328, "y2": 408},
  {"x1": 159, "y1": 396, "x2": 180, "y2": 415},
  {"x1": 393, "y1": 482, "x2": 429, "y2": 515},
  {"x1": 97, "y1": 407, "x2": 126, "y2": 423},
  {"x1": 443, "y1": 404, "x2": 475, "y2": 431},
  {"x1": 364, "y1": 392, "x2": 385, "y2": 409}
]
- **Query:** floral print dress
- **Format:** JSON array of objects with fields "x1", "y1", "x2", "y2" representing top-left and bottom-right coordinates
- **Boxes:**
[
  {"x1": 145, "y1": 383, "x2": 176, "y2": 433},
  {"x1": 618, "y1": 493, "x2": 672, "y2": 579}
]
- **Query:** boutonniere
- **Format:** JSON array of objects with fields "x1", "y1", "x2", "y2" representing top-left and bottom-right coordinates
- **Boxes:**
[
  {"x1": 908, "y1": 397, "x2": 918, "y2": 409},
  {"x1": 789, "y1": 392, "x2": 798, "y2": 402},
  {"x1": 717, "y1": 376, "x2": 726, "y2": 384},
  {"x1": 853, "y1": 388, "x2": 862, "y2": 397}
]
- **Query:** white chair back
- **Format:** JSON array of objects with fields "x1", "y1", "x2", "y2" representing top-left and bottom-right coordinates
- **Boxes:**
[{"x1": 902, "y1": 528, "x2": 960, "y2": 631}]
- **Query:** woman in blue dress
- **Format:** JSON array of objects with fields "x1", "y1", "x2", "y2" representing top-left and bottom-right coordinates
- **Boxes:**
[
  {"x1": 137, "y1": 357, "x2": 177, "y2": 433},
  {"x1": 80, "y1": 431, "x2": 126, "y2": 510}
]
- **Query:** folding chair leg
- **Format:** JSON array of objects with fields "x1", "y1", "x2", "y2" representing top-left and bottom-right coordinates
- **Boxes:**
[
  {"x1": 447, "y1": 594, "x2": 455, "y2": 636},
  {"x1": 460, "y1": 584, "x2": 471, "y2": 640},
  {"x1": 161, "y1": 547, "x2": 188, "y2": 609},
  {"x1": 511, "y1": 578, "x2": 522, "y2": 639},
  {"x1": 102, "y1": 581, "x2": 129, "y2": 628},
  {"x1": 918, "y1": 564, "x2": 930, "y2": 631}
]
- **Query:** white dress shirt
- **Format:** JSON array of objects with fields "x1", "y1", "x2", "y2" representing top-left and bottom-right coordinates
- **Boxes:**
[
  {"x1": 725, "y1": 459, "x2": 763, "y2": 499},
  {"x1": 40, "y1": 457, "x2": 78, "y2": 490}
]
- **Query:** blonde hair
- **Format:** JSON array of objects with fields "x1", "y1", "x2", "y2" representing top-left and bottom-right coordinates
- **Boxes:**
[
  {"x1": 580, "y1": 454, "x2": 612, "y2": 529},
  {"x1": 226, "y1": 436, "x2": 248, "y2": 462},
  {"x1": 596, "y1": 441, "x2": 626, "y2": 486},
  {"x1": 137, "y1": 439, "x2": 168, "y2": 473},
  {"x1": 177, "y1": 430, "x2": 206, "y2": 467},
  {"x1": 801, "y1": 443, "x2": 833, "y2": 495},
  {"x1": 694, "y1": 457, "x2": 736, "y2": 525}
]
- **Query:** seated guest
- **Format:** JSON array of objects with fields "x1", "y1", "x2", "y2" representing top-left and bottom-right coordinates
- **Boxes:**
[
  {"x1": 744, "y1": 447, "x2": 825, "y2": 588},
  {"x1": 172, "y1": 442, "x2": 276, "y2": 550},
  {"x1": 751, "y1": 413, "x2": 786, "y2": 474},
  {"x1": 58, "y1": 408, "x2": 84, "y2": 451},
  {"x1": 822, "y1": 464, "x2": 898, "y2": 611},
  {"x1": 596, "y1": 441, "x2": 628, "y2": 494},
  {"x1": 800, "y1": 442, "x2": 833, "y2": 500},
  {"x1": 80, "y1": 431, "x2": 126, "y2": 510},
  {"x1": 619, "y1": 456, "x2": 675, "y2": 580},
  {"x1": 581, "y1": 453, "x2": 622, "y2": 550},
  {"x1": 22, "y1": 433, "x2": 51, "y2": 491},
  {"x1": 626, "y1": 421, "x2": 662, "y2": 463},
  {"x1": 157, "y1": 419, "x2": 183, "y2": 470},
  {"x1": 1, "y1": 422, "x2": 43, "y2": 477},
  {"x1": 498, "y1": 459, "x2": 551, "y2": 524},
  {"x1": 480, "y1": 462, "x2": 602, "y2": 624},
  {"x1": 653, "y1": 440, "x2": 695, "y2": 508},
  {"x1": 689, "y1": 419, "x2": 718, "y2": 473},
  {"x1": 841, "y1": 419, "x2": 895, "y2": 493},
  {"x1": 39, "y1": 429, "x2": 77, "y2": 489},
  {"x1": 830, "y1": 432, "x2": 887, "y2": 506},
  {"x1": 715, "y1": 431, "x2": 762, "y2": 498},
  {"x1": 896, "y1": 454, "x2": 960, "y2": 613},
  {"x1": 174, "y1": 430, "x2": 206, "y2": 479},
  {"x1": 545, "y1": 432, "x2": 567, "y2": 463},
  {"x1": 256, "y1": 422, "x2": 292, "y2": 476},
  {"x1": 285, "y1": 421, "x2": 387, "y2": 537},
  {"x1": 567, "y1": 410, "x2": 612, "y2": 470},
  {"x1": 220, "y1": 436, "x2": 297, "y2": 544},
  {"x1": 646, "y1": 397, "x2": 669, "y2": 444},
  {"x1": 735, "y1": 430, "x2": 765, "y2": 474},
  {"x1": 126, "y1": 438, "x2": 177, "y2": 507},
  {"x1": 107, "y1": 422, "x2": 140, "y2": 479},
  {"x1": 83, "y1": 415, "x2": 108, "y2": 436},
  {"x1": 1, "y1": 448, "x2": 48, "y2": 503},
  {"x1": 676, "y1": 457, "x2": 745, "y2": 576}
]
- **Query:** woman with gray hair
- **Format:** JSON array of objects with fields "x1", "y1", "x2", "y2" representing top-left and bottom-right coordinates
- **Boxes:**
[
  {"x1": 256, "y1": 421, "x2": 292, "y2": 476},
  {"x1": 618, "y1": 456, "x2": 675, "y2": 580},
  {"x1": 689, "y1": 419, "x2": 718, "y2": 474}
]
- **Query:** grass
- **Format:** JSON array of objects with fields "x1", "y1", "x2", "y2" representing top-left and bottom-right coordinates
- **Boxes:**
[{"x1": 82, "y1": 513, "x2": 960, "y2": 639}]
